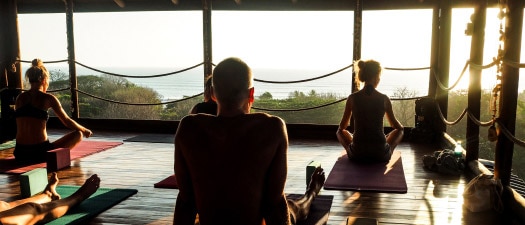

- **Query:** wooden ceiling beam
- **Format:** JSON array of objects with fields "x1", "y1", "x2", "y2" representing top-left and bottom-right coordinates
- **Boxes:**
[{"x1": 15, "y1": 0, "x2": 502, "y2": 14}]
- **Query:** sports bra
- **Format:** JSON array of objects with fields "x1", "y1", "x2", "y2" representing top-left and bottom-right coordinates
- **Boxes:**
[{"x1": 15, "y1": 104, "x2": 49, "y2": 120}]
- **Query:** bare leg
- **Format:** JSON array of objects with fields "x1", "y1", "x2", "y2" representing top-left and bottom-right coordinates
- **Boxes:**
[
  {"x1": 0, "y1": 173, "x2": 61, "y2": 213},
  {"x1": 0, "y1": 174, "x2": 100, "y2": 225},
  {"x1": 336, "y1": 129, "x2": 353, "y2": 152},
  {"x1": 386, "y1": 128, "x2": 404, "y2": 150},
  {"x1": 287, "y1": 167, "x2": 325, "y2": 223},
  {"x1": 52, "y1": 130, "x2": 83, "y2": 149}
]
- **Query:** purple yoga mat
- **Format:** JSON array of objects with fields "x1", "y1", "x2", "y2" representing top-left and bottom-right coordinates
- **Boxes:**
[{"x1": 324, "y1": 150, "x2": 407, "y2": 193}]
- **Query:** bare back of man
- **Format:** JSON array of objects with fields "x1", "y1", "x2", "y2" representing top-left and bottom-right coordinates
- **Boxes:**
[
  {"x1": 175, "y1": 112, "x2": 290, "y2": 225},
  {"x1": 174, "y1": 57, "x2": 325, "y2": 225}
]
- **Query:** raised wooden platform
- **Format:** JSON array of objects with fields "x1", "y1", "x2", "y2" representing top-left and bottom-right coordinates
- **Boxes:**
[{"x1": 0, "y1": 129, "x2": 503, "y2": 225}]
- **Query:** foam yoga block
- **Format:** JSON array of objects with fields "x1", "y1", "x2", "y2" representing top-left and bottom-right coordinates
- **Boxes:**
[
  {"x1": 46, "y1": 148, "x2": 71, "y2": 172},
  {"x1": 306, "y1": 161, "x2": 321, "y2": 186},
  {"x1": 20, "y1": 168, "x2": 48, "y2": 198}
]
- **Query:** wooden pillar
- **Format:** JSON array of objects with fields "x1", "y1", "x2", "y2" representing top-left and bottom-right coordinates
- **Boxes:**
[
  {"x1": 0, "y1": 0, "x2": 22, "y2": 89},
  {"x1": 494, "y1": 0, "x2": 523, "y2": 186},
  {"x1": 202, "y1": 0, "x2": 212, "y2": 82},
  {"x1": 0, "y1": 0, "x2": 22, "y2": 141},
  {"x1": 466, "y1": 1, "x2": 487, "y2": 162},
  {"x1": 65, "y1": 0, "x2": 79, "y2": 119},
  {"x1": 351, "y1": 0, "x2": 362, "y2": 93},
  {"x1": 434, "y1": 0, "x2": 452, "y2": 133},
  {"x1": 428, "y1": 6, "x2": 440, "y2": 98}
]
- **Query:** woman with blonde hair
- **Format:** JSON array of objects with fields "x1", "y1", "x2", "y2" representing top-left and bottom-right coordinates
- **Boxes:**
[
  {"x1": 336, "y1": 59, "x2": 404, "y2": 162},
  {"x1": 13, "y1": 59, "x2": 92, "y2": 161}
]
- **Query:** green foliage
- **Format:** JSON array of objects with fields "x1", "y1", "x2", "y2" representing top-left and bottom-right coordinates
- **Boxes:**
[
  {"x1": 162, "y1": 96, "x2": 203, "y2": 120},
  {"x1": 254, "y1": 90, "x2": 344, "y2": 124},
  {"x1": 48, "y1": 70, "x2": 164, "y2": 119}
]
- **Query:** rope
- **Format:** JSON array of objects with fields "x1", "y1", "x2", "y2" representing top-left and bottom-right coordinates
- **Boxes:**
[
  {"x1": 384, "y1": 66, "x2": 431, "y2": 71},
  {"x1": 76, "y1": 89, "x2": 203, "y2": 106},
  {"x1": 254, "y1": 64, "x2": 352, "y2": 84},
  {"x1": 466, "y1": 110, "x2": 494, "y2": 127},
  {"x1": 436, "y1": 104, "x2": 468, "y2": 125},
  {"x1": 502, "y1": 59, "x2": 525, "y2": 68},
  {"x1": 390, "y1": 95, "x2": 429, "y2": 101},
  {"x1": 252, "y1": 98, "x2": 346, "y2": 112},
  {"x1": 47, "y1": 87, "x2": 71, "y2": 93},
  {"x1": 75, "y1": 61, "x2": 204, "y2": 78},
  {"x1": 495, "y1": 118, "x2": 525, "y2": 148},
  {"x1": 468, "y1": 58, "x2": 501, "y2": 70},
  {"x1": 433, "y1": 61, "x2": 469, "y2": 91},
  {"x1": 18, "y1": 59, "x2": 69, "y2": 64}
]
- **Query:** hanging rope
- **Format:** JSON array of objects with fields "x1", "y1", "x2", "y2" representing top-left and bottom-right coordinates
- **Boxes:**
[
  {"x1": 47, "y1": 87, "x2": 70, "y2": 93},
  {"x1": 495, "y1": 118, "x2": 525, "y2": 148},
  {"x1": 384, "y1": 66, "x2": 431, "y2": 71},
  {"x1": 432, "y1": 61, "x2": 469, "y2": 91},
  {"x1": 390, "y1": 95, "x2": 429, "y2": 101},
  {"x1": 254, "y1": 64, "x2": 352, "y2": 84},
  {"x1": 432, "y1": 58, "x2": 501, "y2": 92},
  {"x1": 76, "y1": 89, "x2": 203, "y2": 106},
  {"x1": 252, "y1": 98, "x2": 346, "y2": 112},
  {"x1": 75, "y1": 61, "x2": 204, "y2": 78},
  {"x1": 436, "y1": 104, "x2": 468, "y2": 125},
  {"x1": 18, "y1": 59, "x2": 69, "y2": 64},
  {"x1": 502, "y1": 59, "x2": 525, "y2": 68}
]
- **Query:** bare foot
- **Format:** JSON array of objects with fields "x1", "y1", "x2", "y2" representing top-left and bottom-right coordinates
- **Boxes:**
[
  {"x1": 71, "y1": 174, "x2": 100, "y2": 201},
  {"x1": 307, "y1": 167, "x2": 325, "y2": 197},
  {"x1": 43, "y1": 172, "x2": 61, "y2": 201}
]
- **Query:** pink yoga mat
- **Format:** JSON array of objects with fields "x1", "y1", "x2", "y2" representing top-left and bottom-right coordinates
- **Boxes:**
[
  {"x1": 324, "y1": 150, "x2": 407, "y2": 193},
  {"x1": 0, "y1": 140, "x2": 123, "y2": 174},
  {"x1": 154, "y1": 174, "x2": 178, "y2": 189}
]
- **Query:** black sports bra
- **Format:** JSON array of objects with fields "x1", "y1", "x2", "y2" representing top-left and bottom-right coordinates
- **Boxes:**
[{"x1": 15, "y1": 104, "x2": 49, "y2": 120}]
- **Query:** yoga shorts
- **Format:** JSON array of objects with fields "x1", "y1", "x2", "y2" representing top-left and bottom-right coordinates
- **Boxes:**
[
  {"x1": 347, "y1": 143, "x2": 392, "y2": 163},
  {"x1": 14, "y1": 140, "x2": 55, "y2": 162}
]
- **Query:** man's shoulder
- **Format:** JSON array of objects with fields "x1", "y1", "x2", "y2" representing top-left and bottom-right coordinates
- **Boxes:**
[{"x1": 249, "y1": 112, "x2": 285, "y2": 123}]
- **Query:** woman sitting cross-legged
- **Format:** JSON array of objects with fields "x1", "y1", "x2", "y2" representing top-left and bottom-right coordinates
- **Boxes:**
[
  {"x1": 14, "y1": 59, "x2": 92, "y2": 162},
  {"x1": 336, "y1": 59, "x2": 404, "y2": 163}
]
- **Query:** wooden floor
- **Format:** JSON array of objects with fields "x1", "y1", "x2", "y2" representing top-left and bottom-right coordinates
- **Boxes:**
[{"x1": 0, "y1": 129, "x2": 503, "y2": 225}]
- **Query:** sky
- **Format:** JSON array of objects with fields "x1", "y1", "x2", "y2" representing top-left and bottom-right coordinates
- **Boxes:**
[{"x1": 16, "y1": 8, "x2": 524, "y2": 90}]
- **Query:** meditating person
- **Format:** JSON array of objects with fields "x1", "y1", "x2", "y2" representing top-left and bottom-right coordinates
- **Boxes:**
[
  {"x1": 189, "y1": 74, "x2": 217, "y2": 115},
  {"x1": 0, "y1": 173, "x2": 100, "y2": 225},
  {"x1": 336, "y1": 59, "x2": 404, "y2": 162},
  {"x1": 14, "y1": 59, "x2": 92, "y2": 161},
  {"x1": 174, "y1": 57, "x2": 326, "y2": 225}
]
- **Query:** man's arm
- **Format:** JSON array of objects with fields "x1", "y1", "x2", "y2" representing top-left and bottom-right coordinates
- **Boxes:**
[
  {"x1": 173, "y1": 118, "x2": 197, "y2": 225},
  {"x1": 263, "y1": 117, "x2": 291, "y2": 225}
]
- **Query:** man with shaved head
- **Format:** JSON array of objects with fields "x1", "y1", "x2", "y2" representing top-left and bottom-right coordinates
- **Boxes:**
[{"x1": 174, "y1": 57, "x2": 325, "y2": 225}]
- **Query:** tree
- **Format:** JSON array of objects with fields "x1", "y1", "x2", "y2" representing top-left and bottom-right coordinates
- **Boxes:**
[{"x1": 391, "y1": 87, "x2": 417, "y2": 127}]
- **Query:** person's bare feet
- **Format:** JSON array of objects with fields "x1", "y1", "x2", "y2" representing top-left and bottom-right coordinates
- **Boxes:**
[
  {"x1": 43, "y1": 172, "x2": 61, "y2": 201},
  {"x1": 72, "y1": 174, "x2": 100, "y2": 200},
  {"x1": 307, "y1": 167, "x2": 325, "y2": 197}
]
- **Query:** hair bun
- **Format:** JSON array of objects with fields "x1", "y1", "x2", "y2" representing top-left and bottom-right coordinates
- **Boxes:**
[
  {"x1": 31, "y1": 58, "x2": 43, "y2": 67},
  {"x1": 357, "y1": 60, "x2": 366, "y2": 69}
]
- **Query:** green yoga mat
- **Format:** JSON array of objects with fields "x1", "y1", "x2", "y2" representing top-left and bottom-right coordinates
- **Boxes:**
[
  {"x1": 45, "y1": 185, "x2": 138, "y2": 225},
  {"x1": 0, "y1": 140, "x2": 15, "y2": 150}
]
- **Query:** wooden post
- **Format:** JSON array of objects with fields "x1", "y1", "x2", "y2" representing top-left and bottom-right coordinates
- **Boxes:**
[
  {"x1": 0, "y1": 0, "x2": 22, "y2": 89},
  {"x1": 494, "y1": 0, "x2": 523, "y2": 186},
  {"x1": 0, "y1": 0, "x2": 22, "y2": 141},
  {"x1": 428, "y1": 6, "x2": 440, "y2": 99},
  {"x1": 351, "y1": 0, "x2": 362, "y2": 93},
  {"x1": 65, "y1": 0, "x2": 79, "y2": 119},
  {"x1": 466, "y1": 0, "x2": 487, "y2": 162},
  {"x1": 202, "y1": 0, "x2": 213, "y2": 84},
  {"x1": 434, "y1": 0, "x2": 452, "y2": 133}
]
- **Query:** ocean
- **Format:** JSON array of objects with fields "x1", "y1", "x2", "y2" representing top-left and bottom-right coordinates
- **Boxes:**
[{"x1": 48, "y1": 65, "x2": 436, "y2": 100}]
